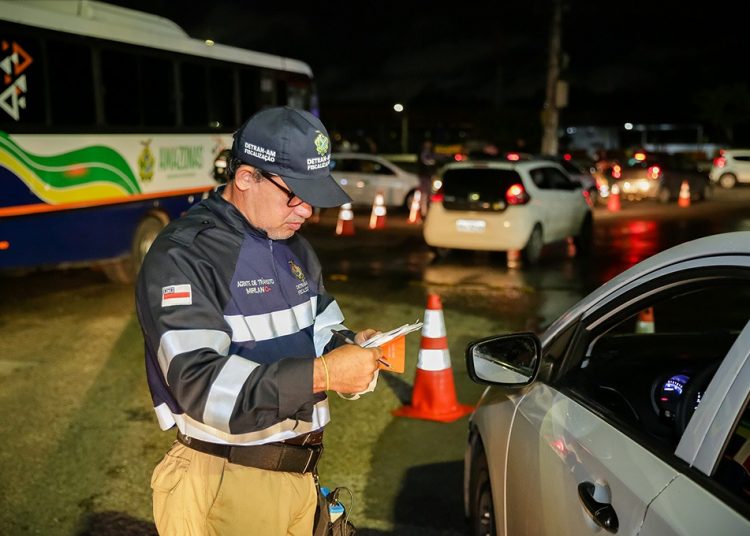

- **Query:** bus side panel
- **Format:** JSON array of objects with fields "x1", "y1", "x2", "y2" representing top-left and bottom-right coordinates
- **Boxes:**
[{"x1": 0, "y1": 194, "x2": 203, "y2": 269}]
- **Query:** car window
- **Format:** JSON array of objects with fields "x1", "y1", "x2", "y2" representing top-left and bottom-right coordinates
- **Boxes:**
[
  {"x1": 556, "y1": 277, "x2": 750, "y2": 456},
  {"x1": 531, "y1": 166, "x2": 577, "y2": 190},
  {"x1": 359, "y1": 159, "x2": 394, "y2": 175},
  {"x1": 442, "y1": 168, "x2": 521, "y2": 201},
  {"x1": 714, "y1": 400, "x2": 750, "y2": 506},
  {"x1": 330, "y1": 158, "x2": 360, "y2": 172}
]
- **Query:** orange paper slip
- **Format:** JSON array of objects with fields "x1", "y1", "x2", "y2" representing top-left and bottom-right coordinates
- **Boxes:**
[{"x1": 361, "y1": 321, "x2": 423, "y2": 374}]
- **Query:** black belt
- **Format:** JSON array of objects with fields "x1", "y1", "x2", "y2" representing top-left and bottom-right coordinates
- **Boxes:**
[{"x1": 176, "y1": 432, "x2": 323, "y2": 474}]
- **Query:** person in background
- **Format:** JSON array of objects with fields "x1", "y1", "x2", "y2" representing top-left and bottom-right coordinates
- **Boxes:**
[
  {"x1": 417, "y1": 140, "x2": 437, "y2": 215},
  {"x1": 136, "y1": 106, "x2": 382, "y2": 535}
]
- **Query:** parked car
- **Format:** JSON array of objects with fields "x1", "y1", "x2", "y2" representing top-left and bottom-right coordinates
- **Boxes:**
[
  {"x1": 464, "y1": 231, "x2": 750, "y2": 536},
  {"x1": 423, "y1": 160, "x2": 592, "y2": 264},
  {"x1": 329, "y1": 153, "x2": 420, "y2": 208},
  {"x1": 710, "y1": 149, "x2": 750, "y2": 189},
  {"x1": 608, "y1": 151, "x2": 711, "y2": 202},
  {"x1": 541, "y1": 155, "x2": 600, "y2": 204}
]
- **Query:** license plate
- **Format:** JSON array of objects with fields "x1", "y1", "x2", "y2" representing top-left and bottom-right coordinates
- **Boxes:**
[{"x1": 456, "y1": 219, "x2": 486, "y2": 233}]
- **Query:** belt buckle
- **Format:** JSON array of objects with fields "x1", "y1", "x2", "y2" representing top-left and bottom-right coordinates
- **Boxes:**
[{"x1": 303, "y1": 444, "x2": 323, "y2": 473}]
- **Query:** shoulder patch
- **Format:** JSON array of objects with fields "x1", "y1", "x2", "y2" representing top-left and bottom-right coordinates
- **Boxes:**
[
  {"x1": 162, "y1": 284, "x2": 192, "y2": 307},
  {"x1": 170, "y1": 218, "x2": 215, "y2": 246}
]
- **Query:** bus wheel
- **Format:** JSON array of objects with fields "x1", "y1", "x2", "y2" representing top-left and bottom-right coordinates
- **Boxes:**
[
  {"x1": 132, "y1": 215, "x2": 168, "y2": 275},
  {"x1": 100, "y1": 258, "x2": 135, "y2": 284}
]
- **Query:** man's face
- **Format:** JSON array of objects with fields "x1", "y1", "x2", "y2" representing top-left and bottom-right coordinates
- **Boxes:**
[{"x1": 233, "y1": 166, "x2": 313, "y2": 240}]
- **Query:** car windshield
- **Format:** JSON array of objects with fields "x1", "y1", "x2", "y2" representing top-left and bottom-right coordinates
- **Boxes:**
[{"x1": 442, "y1": 168, "x2": 522, "y2": 202}]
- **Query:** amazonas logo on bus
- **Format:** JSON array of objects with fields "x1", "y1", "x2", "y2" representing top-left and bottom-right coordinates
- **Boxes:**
[{"x1": 0, "y1": 40, "x2": 33, "y2": 121}]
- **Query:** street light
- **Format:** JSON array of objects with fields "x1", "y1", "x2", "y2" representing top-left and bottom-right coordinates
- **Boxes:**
[{"x1": 394, "y1": 103, "x2": 407, "y2": 153}]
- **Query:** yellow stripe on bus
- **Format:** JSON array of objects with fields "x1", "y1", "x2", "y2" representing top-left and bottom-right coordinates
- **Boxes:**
[
  {"x1": 0, "y1": 186, "x2": 213, "y2": 218},
  {"x1": 0, "y1": 151, "x2": 129, "y2": 204}
]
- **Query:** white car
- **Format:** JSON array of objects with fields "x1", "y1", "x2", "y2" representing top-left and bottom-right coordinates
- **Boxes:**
[
  {"x1": 710, "y1": 149, "x2": 750, "y2": 189},
  {"x1": 330, "y1": 153, "x2": 420, "y2": 208},
  {"x1": 464, "y1": 231, "x2": 750, "y2": 536},
  {"x1": 423, "y1": 160, "x2": 593, "y2": 264}
]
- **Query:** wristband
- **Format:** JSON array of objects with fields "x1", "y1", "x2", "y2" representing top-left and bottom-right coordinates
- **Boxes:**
[{"x1": 320, "y1": 356, "x2": 330, "y2": 392}]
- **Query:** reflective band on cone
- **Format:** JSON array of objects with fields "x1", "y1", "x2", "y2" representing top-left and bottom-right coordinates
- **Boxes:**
[
  {"x1": 393, "y1": 293, "x2": 473, "y2": 423},
  {"x1": 335, "y1": 203, "x2": 355, "y2": 236},
  {"x1": 408, "y1": 190, "x2": 422, "y2": 224},
  {"x1": 369, "y1": 193, "x2": 387, "y2": 229},
  {"x1": 678, "y1": 180, "x2": 691, "y2": 208}
]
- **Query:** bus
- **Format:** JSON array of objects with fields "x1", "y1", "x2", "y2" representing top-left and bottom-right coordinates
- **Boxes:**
[{"x1": 0, "y1": 0, "x2": 317, "y2": 282}]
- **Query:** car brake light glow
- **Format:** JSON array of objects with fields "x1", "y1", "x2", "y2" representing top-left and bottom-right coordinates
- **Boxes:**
[
  {"x1": 634, "y1": 151, "x2": 646, "y2": 161},
  {"x1": 506, "y1": 152, "x2": 521, "y2": 161},
  {"x1": 582, "y1": 189, "x2": 593, "y2": 207},
  {"x1": 563, "y1": 153, "x2": 572, "y2": 161},
  {"x1": 647, "y1": 165, "x2": 661, "y2": 179},
  {"x1": 454, "y1": 153, "x2": 466, "y2": 161},
  {"x1": 0, "y1": 240, "x2": 9, "y2": 250},
  {"x1": 612, "y1": 164, "x2": 621, "y2": 179},
  {"x1": 431, "y1": 188, "x2": 444, "y2": 203},
  {"x1": 713, "y1": 157, "x2": 726, "y2": 168},
  {"x1": 506, "y1": 183, "x2": 529, "y2": 205}
]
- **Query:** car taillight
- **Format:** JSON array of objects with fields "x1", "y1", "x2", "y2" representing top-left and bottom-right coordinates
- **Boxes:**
[
  {"x1": 612, "y1": 164, "x2": 621, "y2": 179},
  {"x1": 431, "y1": 187, "x2": 444, "y2": 203},
  {"x1": 506, "y1": 183, "x2": 529, "y2": 205},
  {"x1": 713, "y1": 156, "x2": 726, "y2": 168},
  {"x1": 506, "y1": 152, "x2": 521, "y2": 161},
  {"x1": 647, "y1": 165, "x2": 661, "y2": 179},
  {"x1": 582, "y1": 189, "x2": 594, "y2": 207}
]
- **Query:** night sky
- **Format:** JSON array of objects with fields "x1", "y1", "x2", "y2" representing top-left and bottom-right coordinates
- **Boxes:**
[{"x1": 106, "y1": 0, "x2": 750, "y2": 149}]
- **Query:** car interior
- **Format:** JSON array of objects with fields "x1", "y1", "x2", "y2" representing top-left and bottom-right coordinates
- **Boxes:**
[{"x1": 556, "y1": 275, "x2": 750, "y2": 504}]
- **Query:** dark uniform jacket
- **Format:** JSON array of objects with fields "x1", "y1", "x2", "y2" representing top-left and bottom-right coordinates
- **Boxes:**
[{"x1": 136, "y1": 188, "x2": 348, "y2": 445}]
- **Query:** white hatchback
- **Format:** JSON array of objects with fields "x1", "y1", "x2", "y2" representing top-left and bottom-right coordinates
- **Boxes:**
[
  {"x1": 710, "y1": 149, "x2": 750, "y2": 189},
  {"x1": 423, "y1": 160, "x2": 592, "y2": 264},
  {"x1": 330, "y1": 153, "x2": 420, "y2": 208},
  {"x1": 464, "y1": 231, "x2": 750, "y2": 536}
]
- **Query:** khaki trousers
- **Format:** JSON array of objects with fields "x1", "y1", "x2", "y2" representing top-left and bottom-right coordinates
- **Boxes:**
[{"x1": 151, "y1": 442, "x2": 317, "y2": 536}]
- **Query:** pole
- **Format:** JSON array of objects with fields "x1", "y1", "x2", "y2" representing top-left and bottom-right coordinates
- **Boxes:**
[
  {"x1": 541, "y1": 0, "x2": 562, "y2": 156},
  {"x1": 401, "y1": 114, "x2": 408, "y2": 154}
]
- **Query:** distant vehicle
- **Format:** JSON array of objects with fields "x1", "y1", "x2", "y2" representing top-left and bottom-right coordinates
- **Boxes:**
[
  {"x1": 423, "y1": 160, "x2": 592, "y2": 264},
  {"x1": 541, "y1": 155, "x2": 600, "y2": 204},
  {"x1": 464, "y1": 231, "x2": 750, "y2": 536},
  {"x1": 0, "y1": 0, "x2": 316, "y2": 282},
  {"x1": 607, "y1": 151, "x2": 711, "y2": 203},
  {"x1": 330, "y1": 153, "x2": 420, "y2": 208},
  {"x1": 710, "y1": 149, "x2": 750, "y2": 189}
]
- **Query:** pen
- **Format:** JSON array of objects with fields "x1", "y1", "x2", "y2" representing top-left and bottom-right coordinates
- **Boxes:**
[{"x1": 331, "y1": 329, "x2": 391, "y2": 368}]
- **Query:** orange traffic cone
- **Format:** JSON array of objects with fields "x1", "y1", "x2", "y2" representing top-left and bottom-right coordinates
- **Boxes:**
[
  {"x1": 636, "y1": 307, "x2": 655, "y2": 333},
  {"x1": 566, "y1": 236, "x2": 576, "y2": 257},
  {"x1": 507, "y1": 249, "x2": 521, "y2": 269},
  {"x1": 393, "y1": 293, "x2": 474, "y2": 422},
  {"x1": 607, "y1": 183, "x2": 621, "y2": 212},
  {"x1": 335, "y1": 203, "x2": 355, "y2": 236},
  {"x1": 407, "y1": 190, "x2": 423, "y2": 224},
  {"x1": 678, "y1": 180, "x2": 691, "y2": 208},
  {"x1": 369, "y1": 192, "x2": 387, "y2": 229}
]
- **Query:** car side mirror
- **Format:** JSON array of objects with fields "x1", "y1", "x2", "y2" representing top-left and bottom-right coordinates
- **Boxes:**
[{"x1": 465, "y1": 332, "x2": 541, "y2": 386}]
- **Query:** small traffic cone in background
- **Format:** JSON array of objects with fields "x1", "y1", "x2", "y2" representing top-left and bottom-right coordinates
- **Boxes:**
[
  {"x1": 309, "y1": 207, "x2": 321, "y2": 224},
  {"x1": 607, "y1": 183, "x2": 621, "y2": 212},
  {"x1": 566, "y1": 236, "x2": 576, "y2": 257},
  {"x1": 408, "y1": 190, "x2": 423, "y2": 224},
  {"x1": 507, "y1": 249, "x2": 521, "y2": 269},
  {"x1": 369, "y1": 192, "x2": 387, "y2": 229},
  {"x1": 636, "y1": 307, "x2": 655, "y2": 333},
  {"x1": 678, "y1": 180, "x2": 691, "y2": 208},
  {"x1": 335, "y1": 203, "x2": 355, "y2": 236},
  {"x1": 393, "y1": 293, "x2": 474, "y2": 423}
]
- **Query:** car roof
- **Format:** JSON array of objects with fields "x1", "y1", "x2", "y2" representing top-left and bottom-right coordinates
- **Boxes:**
[
  {"x1": 542, "y1": 231, "x2": 750, "y2": 344},
  {"x1": 442, "y1": 160, "x2": 563, "y2": 172}
]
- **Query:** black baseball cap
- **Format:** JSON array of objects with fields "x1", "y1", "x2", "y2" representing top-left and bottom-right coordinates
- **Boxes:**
[{"x1": 231, "y1": 106, "x2": 351, "y2": 208}]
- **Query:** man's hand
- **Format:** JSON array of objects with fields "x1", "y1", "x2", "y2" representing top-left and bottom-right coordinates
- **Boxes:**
[
  {"x1": 314, "y1": 343, "x2": 382, "y2": 394},
  {"x1": 354, "y1": 328, "x2": 381, "y2": 345}
]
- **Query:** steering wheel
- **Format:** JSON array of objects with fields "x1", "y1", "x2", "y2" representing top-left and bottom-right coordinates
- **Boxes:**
[{"x1": 676, "y1": 361, "x2": 721, "y2": 436}]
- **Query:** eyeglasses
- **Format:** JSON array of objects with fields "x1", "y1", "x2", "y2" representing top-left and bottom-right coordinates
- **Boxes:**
[{"x1": 256, "y1": 169, "x2": 304, "y2": 207}]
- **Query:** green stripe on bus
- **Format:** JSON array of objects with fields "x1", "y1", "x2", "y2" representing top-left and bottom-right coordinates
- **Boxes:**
[{"x1": 0, "y1": 131, "x2": 141, "y2": 194}]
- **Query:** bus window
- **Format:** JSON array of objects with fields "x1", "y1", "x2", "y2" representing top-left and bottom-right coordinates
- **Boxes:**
[
  {"x1": 239, "y1": 68, "x2": 260, "y2": 119},
  {"x1": 142, "y1": 55, "x2": 177, "y2": 127},
  {"x1": 47, "y1": 38, "x2": 95, "y2": 126},
  {"x1": 208, "y1": 64, "x2": 234, "y2": 129},
  {"x1": 260, "y1": 72, "x2": 276, "y2": 107},
  {"x1": 101, "y1": 48, "x2": 141, "y2": 126},
  {"x1": 180, "y1": 61, "x2": 208, "y2": 127}
]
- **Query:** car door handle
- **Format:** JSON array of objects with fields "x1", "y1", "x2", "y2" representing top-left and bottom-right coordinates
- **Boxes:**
[{"x1": 577, "y1": 482, "x2": 619, "y2": 533}]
